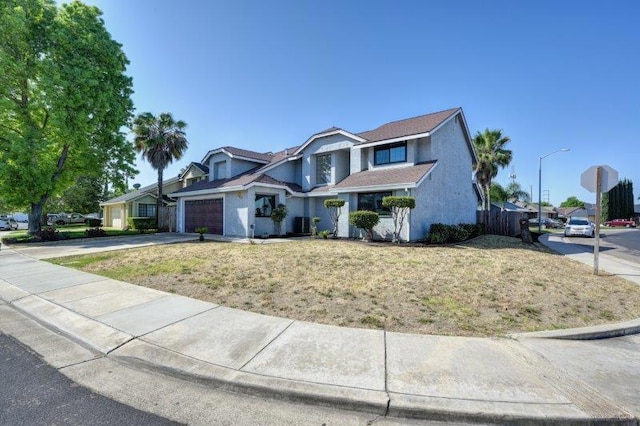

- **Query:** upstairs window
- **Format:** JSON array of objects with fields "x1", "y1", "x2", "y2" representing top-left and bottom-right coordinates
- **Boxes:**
[
  {"x1": 316, "y1": 154, "x2": 331, "y2": 185},
  {"x1": 374, "y1": 142, "x2": 406, "y2": 165}
]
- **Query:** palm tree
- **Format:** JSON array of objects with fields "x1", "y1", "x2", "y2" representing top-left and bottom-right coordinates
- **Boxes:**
[
  {"x1": 505, "y1": 182, "x2": 529, "y2": 203},
  {"x1": 132, "y1": 112, "x2": 188, "y2": 226},
  {"x1": 473, "y1": 129, "x2": 512, "y2": 211}
]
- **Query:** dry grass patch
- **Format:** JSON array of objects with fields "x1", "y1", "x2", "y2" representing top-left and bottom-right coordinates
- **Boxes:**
[{"x1": 50, "y1": 235, "x2": 640, "y2": 336}]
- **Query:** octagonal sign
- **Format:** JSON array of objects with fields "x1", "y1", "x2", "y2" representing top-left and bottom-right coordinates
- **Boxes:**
[{"x1": 581, "y1": 165, "x2": 618, "y2": 193}]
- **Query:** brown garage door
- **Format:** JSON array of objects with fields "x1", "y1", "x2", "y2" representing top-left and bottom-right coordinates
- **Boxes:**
[{"x1": 184, "y1": 199, "x2": 223, "y2": 234}]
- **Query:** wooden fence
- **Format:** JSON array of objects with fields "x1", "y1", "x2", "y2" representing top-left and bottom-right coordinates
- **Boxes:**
[
  {"x1": 159, "y1": 206, "x2": 176, "y2": 232},
  {"x1": 477, "y1": 210, "x2": 528, "y2": 237}
]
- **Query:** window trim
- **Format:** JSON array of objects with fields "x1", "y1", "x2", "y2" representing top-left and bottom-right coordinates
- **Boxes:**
[
  {"x1": 138, "y1": 203, "x2": 157, "y2": 218},
  {"x1": 374, "y1": 142, "x2": 407, "y2": 166}
]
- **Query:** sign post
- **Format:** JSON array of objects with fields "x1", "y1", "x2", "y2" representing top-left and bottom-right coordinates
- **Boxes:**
[{"x1": 580, "y1": 165, "x2": 618, "y2": 275}]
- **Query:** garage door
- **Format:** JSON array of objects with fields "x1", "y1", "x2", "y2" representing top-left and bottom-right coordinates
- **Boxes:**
[{"x1": 184, "y1": 199, "x2": 223, "y2": 234}]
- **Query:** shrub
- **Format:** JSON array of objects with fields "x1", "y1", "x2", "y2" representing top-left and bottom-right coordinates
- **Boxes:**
[
  {"x1": 427, "y1": 223, "x2": 478, "y2": 244},
  {"x1": 382, "y1": 196, "x2": 416, "y2": 243},
  {"x1": 85, "y1": 218, "x2": 102, "y2": 227},
  {"x1": 127, "y1": 217, "x2": 157, "y2": 233},
  {"x1": 85, "y1": 227, "x2": 106, "y2": 238},
  {"x1": 311, "y1": 217, "x2": 321, "y2": 236},
  {"x1": 38, "y1": 227, "x2": 59, "y2": 242},
  {"x1": 318, "y1": 230, "x2": 330, "y2": 239},
  {"x1": 324, "y1": 199, "x2": 345, "y2": 237},
  {"x1": 270, "y1": 204, "x2": 288, "y2": 235},
  {"x1": 349, "y1": 210, "x2": 380, "y2": 241},
  {"x1": 195, "y1": 226, "x2": 208, "y2": 241}
]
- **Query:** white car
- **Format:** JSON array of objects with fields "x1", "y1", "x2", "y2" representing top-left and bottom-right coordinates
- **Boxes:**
[
  {"x1": 564, "y1": 217, "x2": 595, "y2": 238},
  {"x1": 0, "y1": 216, "x2": 19, "y2": 231}
]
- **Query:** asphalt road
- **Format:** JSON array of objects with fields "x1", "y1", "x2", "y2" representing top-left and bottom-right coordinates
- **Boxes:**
[{"x1": 0, "y1": 333, "x2": 178, "y2": 426}]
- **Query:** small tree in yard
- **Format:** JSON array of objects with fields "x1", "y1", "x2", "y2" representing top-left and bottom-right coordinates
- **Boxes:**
[
  {"x1": 324, "y1": 199, "x2": 345, "y2": 237},
  {"x1": 382, "y1": 196, "x2": 415, "y2": 243},
  {"x1": 349, "y1": 211, "x2": 380, "y2": 241},
  {"x1": 270, "y1": 204, "x2": 288, "y2": 235}
]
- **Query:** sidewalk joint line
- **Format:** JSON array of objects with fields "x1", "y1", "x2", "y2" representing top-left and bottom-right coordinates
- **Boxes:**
[{"x1": 238, "y1": 320, "x2": 295, "y2": 370}]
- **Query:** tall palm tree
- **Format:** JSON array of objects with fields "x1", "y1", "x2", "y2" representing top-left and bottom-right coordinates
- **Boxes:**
[
  {"x1": 132, "y1": 112, "x2": 188, "y2": 226},
  {"x1": 473, "y1": 129, "x2": 512, "y2": 211}
]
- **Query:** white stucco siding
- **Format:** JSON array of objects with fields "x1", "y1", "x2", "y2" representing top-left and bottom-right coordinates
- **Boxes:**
[
  {"x1": 311, "y1": 197, "x2": 335, "y2": 234},
  {"x1": 416, "y1": 136, "x2": 433, "y2": 163},
  {"x1": 265, "y1": 161, "x2": 296, "y2": 184},
  {"x1": 410, "y1": 116, "x2": 477, "y2": 241},
  {"x1": 301, "y1": 134, "x2": 357, "y2": 191},
  {"x1": 251, "y1": 186, "x2": 287, "y2": 236},
  {"x1": 230, "y1": 158, "x2": 260, "y2": 178},
  {"x1": 207, "y1": 153, "x2": 229, "y2": 180},
  {"x1": 225, "y1": 191, "x2": 249, "y2": 237},
  {"x1": 284, "y1": 196, "x2": 305, "y2": 233},
  {"x1": 334, "y1": 150, "x2": 350, "y2": 184}
]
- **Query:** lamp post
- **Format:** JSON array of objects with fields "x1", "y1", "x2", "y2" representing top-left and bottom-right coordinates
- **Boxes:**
[{"x1": 538, "y1": 148, "x2": 570, "y2": 233}]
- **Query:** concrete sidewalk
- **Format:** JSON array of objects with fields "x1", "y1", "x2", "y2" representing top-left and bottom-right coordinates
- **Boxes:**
[{"x1": 1, "y1": 238, "x2": 640, "y2": 423}]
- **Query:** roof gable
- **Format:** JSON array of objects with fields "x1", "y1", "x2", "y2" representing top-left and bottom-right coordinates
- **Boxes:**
[{"x1": 356, "y1": 108, "x2": 460, "y2": 144}]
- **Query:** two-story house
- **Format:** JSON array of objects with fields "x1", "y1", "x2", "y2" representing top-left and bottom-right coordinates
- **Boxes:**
[{"x1": 169, "y1": 107, "x2": 480, "y2": 242}]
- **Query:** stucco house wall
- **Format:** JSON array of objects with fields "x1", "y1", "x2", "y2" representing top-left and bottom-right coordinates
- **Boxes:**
[
  {"x1": 301, "y1": 134, "x2": 356, "y2": 191},
  {"x1": 410, "y1": 117, "x2": 476, "y2": 241}
]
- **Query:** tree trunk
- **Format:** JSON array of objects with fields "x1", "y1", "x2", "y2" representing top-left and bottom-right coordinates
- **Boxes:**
[
  {"x1": 28, "y1": 197, "x2": 47, "y2": 235},
  {"x1": 156, "y1": 167, "x2": 163, "y2": 229}
]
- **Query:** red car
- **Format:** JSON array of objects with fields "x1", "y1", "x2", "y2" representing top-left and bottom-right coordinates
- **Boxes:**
[{"x1": 604, "y1": 218, "x2": 637, "y2": 227}]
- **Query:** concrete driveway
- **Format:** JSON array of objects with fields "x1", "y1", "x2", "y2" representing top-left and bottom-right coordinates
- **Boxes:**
[{"x1": 1, "y1": 232, "x2": 199, "y2": 260}]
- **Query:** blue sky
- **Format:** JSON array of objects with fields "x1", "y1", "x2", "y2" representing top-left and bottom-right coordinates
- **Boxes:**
[{"x1": 82, "y1": 0, "x2": 639, "y2": 206}]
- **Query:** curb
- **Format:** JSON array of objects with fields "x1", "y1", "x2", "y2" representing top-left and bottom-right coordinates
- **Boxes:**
[{"x1": 512, "y1": 318, "x2": 640, "y2": 341}]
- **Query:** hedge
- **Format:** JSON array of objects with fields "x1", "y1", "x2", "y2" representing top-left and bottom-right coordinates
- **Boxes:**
[{"x1": 127, "y1": 217, "x2": 157, "y2": 233}]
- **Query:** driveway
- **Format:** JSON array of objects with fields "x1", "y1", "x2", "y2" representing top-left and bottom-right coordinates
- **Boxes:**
[{"x1": 1, "y1": 232, "x2": 199, "y2": 260}]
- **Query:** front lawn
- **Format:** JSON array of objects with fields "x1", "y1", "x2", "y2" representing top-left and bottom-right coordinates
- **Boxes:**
[{"x1": 49, "y1": 235, "x2": 640, "y2": 336}]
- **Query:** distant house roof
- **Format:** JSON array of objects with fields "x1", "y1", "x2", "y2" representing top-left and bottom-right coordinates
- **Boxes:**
[
  {"x1": 491, "y1": 201, "x2": 529, "y2": 212},
  {"x1": 100, "y1": 176, "x2": 180, "y2": 205},
  {"x1": 332, "y1": 161, "x2": 437, "y2": 191},
  {"x1": 171, "y1": 167, "x2": 302, "y2": 196},
  {"x1": 356, "y1": 108, "x2": 460, "y2": 144}
]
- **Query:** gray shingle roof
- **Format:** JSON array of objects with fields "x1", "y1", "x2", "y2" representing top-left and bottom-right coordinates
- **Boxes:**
[
  {"x1": 172, "y1": 167, "x2": 302, "y2": 195},
  {"x1": 356, "y1": 108, "x2": 460, "y2": 144},
  {"x1": 333, "y1": 161, "x2": 437, "y2": 190}
]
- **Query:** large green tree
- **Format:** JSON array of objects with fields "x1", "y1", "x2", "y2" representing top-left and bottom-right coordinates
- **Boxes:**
[
  {"x1": 473, "y1": 129, "x2": 513, "y2": 211},
  {"x1": 0, "y1": 0, "x2": 135, "y2": 233},
  {"x1": 132, "y1": 112, "x2": 188, "y2": 225},
  {"x1": 560, "y1": 196, "x2": 585, "y2": 208}
]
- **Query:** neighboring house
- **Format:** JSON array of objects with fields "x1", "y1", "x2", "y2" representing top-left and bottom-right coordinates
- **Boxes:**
[
  {"x1": 516, "y1": 202, "x2": 557, "y2": 219},
  {"x1": 170, "y1": 107, "x2": 480, "y2": 242},
  {"x1": 490, "y1": 201, "x2": 529, "y2": 213},
  {"x1": 101, "y1": 176, "x2": 183, "y2": 229}
]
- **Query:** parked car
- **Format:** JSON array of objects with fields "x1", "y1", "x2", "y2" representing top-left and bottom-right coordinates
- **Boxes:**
[
  {"x1": 50, "y1": 213, "x2": 89, "y2": 226},
  {"x1": 604, "y1": 218, "x2": 636, "y2": 228},
  {"x1": 0, "y1": 215, "x2": 19, "y2": 231},
  {"x1": 528, "y1": 217, "x2": 563, "y2": 229},
  {"x1": 564, "y1": 217, "x2": 595, "y2": 238}
]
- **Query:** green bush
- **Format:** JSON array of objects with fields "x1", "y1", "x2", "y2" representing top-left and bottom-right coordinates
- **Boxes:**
[
  {"x1": 127, "y1": 217, "x2": 157, "y2": 233},
  {"x1": 427, "y1": 223, "x2": 478, "y2": 244},
  {"x1": 349, "y1": 210, "x2": 380, "y2": 241},
  {"x1": 85, "y1": 227, "x2": 106, "y2": 238},
  {"x1": 38, "y1": 227, "x2": 59, "y2": 242},
  {"x1": 318, "y1": 230, "x2": 330, "y2": 239}
]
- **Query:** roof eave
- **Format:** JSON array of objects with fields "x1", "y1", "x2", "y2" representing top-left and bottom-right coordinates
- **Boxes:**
[{"x1": 353, "y1": 132, "x2": 431, "y2": 149}]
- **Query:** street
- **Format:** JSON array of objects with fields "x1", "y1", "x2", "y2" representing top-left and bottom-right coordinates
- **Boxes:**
[{"x1": 0, "y1": 333, "x2": 177, "y2": 425}]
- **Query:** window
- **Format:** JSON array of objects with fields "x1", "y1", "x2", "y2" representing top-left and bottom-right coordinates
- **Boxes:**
[
  {"x1": 214, "y1": 161, "x2": 226, "y2": 180},
  {"x1": 255, "y1": 194, "x2": 276, "y2": 217},
  {"x1": 357, "y1": 192, "x2": 392, "y2": 215},
  {"x1": 374, "y1": 142, "x2": 406, "y2": 165},
  {"x1": 138, "y1": 203, "x2": 157, "y2": 217},
  {"x1": 316, "y1": 154, "x2": 331, "y2": 185}
]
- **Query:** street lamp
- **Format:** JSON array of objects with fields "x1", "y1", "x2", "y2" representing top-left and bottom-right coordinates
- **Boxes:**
[{"x1": 538, "y1": 148, "x2": 570, "y2": 233}]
